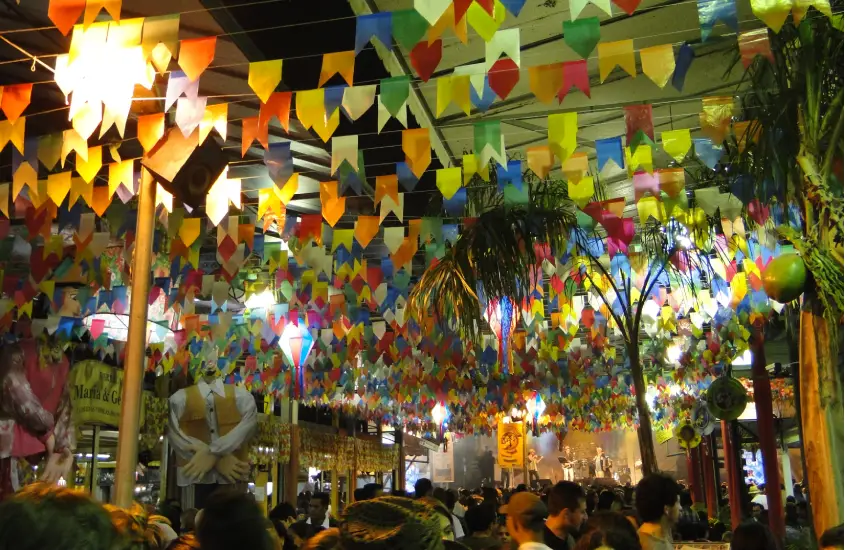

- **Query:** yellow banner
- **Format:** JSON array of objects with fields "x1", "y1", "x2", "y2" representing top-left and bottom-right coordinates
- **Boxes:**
[
  {"x1": 497, "y1": 420, "x2": 525, "y2": 468},
  {"x1": 69, "y1": 360, "x2": 143, "y2": 426},
  {"x1": 655, "y1": 427, "x2": 674, "y2": 444}
]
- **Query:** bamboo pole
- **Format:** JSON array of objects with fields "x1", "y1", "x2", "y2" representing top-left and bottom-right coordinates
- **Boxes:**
[
  {"x1": 113, "y1": 169, "x2": 156, "y2": 507},
  {"x1": 721, "y1": 419, "x2": 742, "y2": 530},
  {"x1": 286, "y1": 401, "x2": 299, "y2": 505}
]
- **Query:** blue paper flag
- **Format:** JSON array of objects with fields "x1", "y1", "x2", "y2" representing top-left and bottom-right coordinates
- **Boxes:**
[
  {"x1": 497, "y1": 160, "x2": 522, "y2": 192},
  {"x1": 324, "y1": 85, "x2": 347, "y2": 118},
  {"x1": 355, "y1": 12, "x2": 393, "y2": 54},
  {"x1": 595, "y1": 136, "x2": 624, "y2": 171},
  {"x1": 265, "y1": 142, "x2": 294, "y2": 186},
  {"x1": 442, "y1": 223, "x2": 459, "y2": 244},
  {"x1": 672, "y1": 43, "x2": 695, "y2": 91},
  {"x1": 697, "y1": 0, "x2": 738, "y2": 41},
  {"x1": 443, "y1": 188, "x2": 467, "y2": 216},
  {"x1": 397, "y1": 161, "x2": 419, "y2": 191},
  {"x1": 693, "y1": 138, "x2": 723, "y2": 169},
  {"x1": 471, "y1": 78, "x2": 498, "y2": 112},
  {"x1": 500, "y1": 0, "x2": 527, "y2": 15}
]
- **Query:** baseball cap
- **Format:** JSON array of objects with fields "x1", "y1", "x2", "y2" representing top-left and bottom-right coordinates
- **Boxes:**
[{"x1": 498, "y1": 492, "x2": 548, "y2": 526}]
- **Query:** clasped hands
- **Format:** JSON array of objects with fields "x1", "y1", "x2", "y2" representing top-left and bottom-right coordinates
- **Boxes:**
[
  {"x1": 40, "y1": 433, "x2": 72, "y2": 485},
  {"x1": 183, "y1": 442, "x2": 250, "y2": 483}
]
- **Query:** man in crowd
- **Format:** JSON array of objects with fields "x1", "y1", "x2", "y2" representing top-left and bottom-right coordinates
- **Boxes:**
[
  {"x1": 415, "y1": 477, "x2": 434, "y2": 499},
  {"x1": 500, "y1": 491, "x2": 553, "y2": 550},
  {"x1": 544, "y1": 481, "x2": 587, "y2": 550},
  {"x1": 459, "y1": 502, "x2": 502, "y2": 550},
  {"x1": 304, "y1": 491, "x2": 336, "y2": 531},
  {"x1": 635, "y1": 473, "x2": 681, "y2": 550}
]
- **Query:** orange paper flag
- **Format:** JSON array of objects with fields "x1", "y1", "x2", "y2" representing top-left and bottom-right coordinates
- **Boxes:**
[
  {"x1": 319, "y1": 51, "x2": 355, "y2": 87},
  {"x1": 320, "y1": 181, "x2": 346, "y2": 227},
  {"x1": 91, "y1": 186, "x2": 112, "y2": 216},
  {"x1": 528, "y1": 63, "x2": 563, "y2": 104},
  {"x1": 700, "y1": 96, "x2": 734, "y2": 143},
  {"x1": 137, "y1": 113, "x2": 165, "y2": 152},
  {"x1": 259, "y1": 92, "x2": 292, "y2": 133},
  {"x1": 527, "y1": 146, "x2": 555, "y2": 179},
  {"x1": 402, "y1": 128, "x2": 431, "y2": 178},
  {"x1": 354, "y1": 216, "x2": 380, "y2": 248},
  {"x1": 374, "y1": 174, "x2": 399, "y2": 205},
  {"x1": 200, "y1": 103, "x2": 228, "y2": 143},
  {"x1": 598, "y1": 39, "x2": 636, "y2": 82},
  {"x1": 0, "y1": 184, "x2": 8, "y2": 218},
  {"x1": 48, "y1": 0, "x2": 86, "y2": 35},
  {"x1": 639, "y1": 44, "x2": 675, "y2": 88},
  {"x1": 47, "y1": 172, "x2": 72, "y2": 206},
  {"x1": 178, "y1": 36, "x2": 216, "y2": 81},
  {"x1": 0, "y1": 83, "x2": 33, "y2": 123},
  {"x1": 241, "y1": 116, "x2": 268, "y2": 156},
  {"x1": 83, "y1": 0, "x2": 121, "y2": 27}
]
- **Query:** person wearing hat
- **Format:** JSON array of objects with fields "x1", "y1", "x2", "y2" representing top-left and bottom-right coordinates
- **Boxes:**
[
  {"x1": 499, "y1": 492, "x2": 553, "y2": 550},
  {"x1": 340, "y1": 496, "x2": 446, "y2": 550}
]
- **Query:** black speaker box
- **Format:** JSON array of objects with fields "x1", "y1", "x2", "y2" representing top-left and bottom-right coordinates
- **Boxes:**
[{"x1": 141, "y1": 127, "x2": 228, "y2": 209}]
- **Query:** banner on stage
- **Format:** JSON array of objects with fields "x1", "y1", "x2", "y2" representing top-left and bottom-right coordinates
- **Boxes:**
[
  {"x1": 431, "y1": 443, "x2": 455, "y2": 483},
  {"x1": 69, "y1": 360, "x2": 143, "y2": 426},
  {"x1": 496, "y1": 420, "x2": 524, "y2": 468}
]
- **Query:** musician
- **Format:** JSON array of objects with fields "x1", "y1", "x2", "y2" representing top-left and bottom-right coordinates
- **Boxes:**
[
  {"x1": 594, "y1": 447, "x2": 612, "y2": 478},
  {"x1": 527, "y1": 449, "x2": 542, "y2": 488},
  {"x1": 561, "y1": 445, "x2": 575, "y2": 481}
]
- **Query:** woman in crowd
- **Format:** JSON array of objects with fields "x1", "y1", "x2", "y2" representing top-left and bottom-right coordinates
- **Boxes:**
[
  {"x1": 730, "y1": 521, "x2": 778, "y2": 550},
  {"x1": 575, "y1": 511, "x2": 642, "y2": 550}
]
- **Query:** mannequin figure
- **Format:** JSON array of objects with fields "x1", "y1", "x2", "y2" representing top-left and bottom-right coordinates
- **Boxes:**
[
  {"x1": 0, "y1": 336, "x2": 74, "y2": 500},
  {"x1": 168, "y1": 357, "x2": 257, "y2": 508}
]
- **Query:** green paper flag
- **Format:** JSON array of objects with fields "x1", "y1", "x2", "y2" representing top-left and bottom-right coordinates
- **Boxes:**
[
  {"x1": 563, "y1": 18, "x2": 600, "y2": 60},
  {"x1": 380, "y1": 75, "x2": 411, "y2": 116},
  {"x1": 474, "y1": 120, "x2": 504, "y2": 166},
  {"x1": 393, "y1": 9, "x2": 429, "y2": 51}
]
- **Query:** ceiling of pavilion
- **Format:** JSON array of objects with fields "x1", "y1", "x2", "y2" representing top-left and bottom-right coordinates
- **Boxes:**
[{"x1": 0, "y1": 0, "x2": 802, "y2": 434}]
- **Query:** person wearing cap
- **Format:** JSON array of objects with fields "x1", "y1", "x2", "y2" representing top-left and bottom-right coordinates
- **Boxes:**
[
  {"x1": 340, "y1": 496, "x2": 445, "y2": 550},
  {"x1": 500, "y1": 492, "x2": 553, "y2": 550}
]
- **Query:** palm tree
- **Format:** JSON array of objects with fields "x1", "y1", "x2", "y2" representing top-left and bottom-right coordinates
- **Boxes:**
[
  {"x1": 409, "y1": 171, "x2": 712, "y2": 476},
  {"x1": 726, "y1": 7, "x2": 844, "y2": 536}
]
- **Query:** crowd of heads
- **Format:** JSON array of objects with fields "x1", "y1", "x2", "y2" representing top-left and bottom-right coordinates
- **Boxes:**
[{"x1": 0, "y1": 474, "x2": 843, "y2": 550}]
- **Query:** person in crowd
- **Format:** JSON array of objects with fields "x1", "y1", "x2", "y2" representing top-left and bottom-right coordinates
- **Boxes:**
[
  {"x1": 544, "y1": 481, "x2": 587, "y2": 550},
  {"x1": 416, "y1": 478, "x2": 435, "y2": 499},
  {"x1": 181, "y1": 508, "x2": 199, "y2": 534},
  {"x1": 458, "y1": 502, "x2": 502, "y2": 550},
  {"x1": 584, "y1": 491, "x2": 598, "y2": 516},
  {"x1": 159, "y1": 500, "x2": 183, "y2": 536},
  {"x1": 481, "y1": 487, "x2": 500, "y2": 508},
  {"x1": 730, "y1": 521, "x2": 778, "y2": 550},
  {"x1": 197, "y1": 489, "x2": 274, "y2": 550},
  {"x1": 514, "y1": 484, "x2": 528, "y2": 494},
  {"x1": 0, "y1": 483, "x2": 126, "y2": 550},
  {"x1": 634, "y1": 473, "x2": 680, "y2": 550},
  {"x1": 596, "y1": 490, "x2": 615, "y2": 512},
  {"x1": 820, "y1": 524, "x2": 844, "y2": 550},
  {"x1": 168, "y1": 534, "x2": 201, "y2": 550},
  {"x1": 360, "y1": 483, "x2": 384, "y2": 501},
  {"x1": 301, "y1": 528, "x2": 342, "y2": 550},
  {"x1": 435, "y1": 488, "x2": 466, "y2": 539},
  {"x1": 675, "y1": 490, "x2": 705, "y2": 541},
  {"x1": 107, "y1": 502, "x2": 175, "y2": 549},
  {"x1": 270, "y1": 502, "x2": 299, "y2": 527},
  {"x1": 500, "y1": 491, "x2": 552, "y2": 550},
  {"x1": 574, "y1": 511, "x2": 642, "y2": 550},
  {"x1": 303, "y1": 492, "x2": 336, "y2": 531},
  {"x1": 340, "y1": 496, "x2": 446, "y2": 550},
  {"x1": 451, "y1": 489, "x2": 467, "y2": 520},
  {"x1": 423, "y1": 496, "x2": 460, "y2": 541},
  {"x1": 288, "y1": 522, "x2": 312, "y2": 547}
]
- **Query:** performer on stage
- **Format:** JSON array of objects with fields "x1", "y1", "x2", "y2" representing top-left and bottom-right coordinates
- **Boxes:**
[
  {"x1": 561, "y1": 445, "x2": 575, "y2": 481},
  {"x1": 594, "y1": 447, "x2": 612, "y2": 478},
  {"x1": 527, "y1": 449, "x2": 542, "y2": 488}
]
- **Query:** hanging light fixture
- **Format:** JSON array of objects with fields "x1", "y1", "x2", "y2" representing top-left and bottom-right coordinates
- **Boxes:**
[
  {"x1": 279, "y1": 320, "x2": 315, "y2": 398},
  {"x1": 524, "y1": 392, "x2": 545, "y2": 436},
  {"x1": 431, "y1": 401, "x2": 447, "y2": 442},
  {"x1": 484, "y1": 296, "x2": 515, "y2": 374}
]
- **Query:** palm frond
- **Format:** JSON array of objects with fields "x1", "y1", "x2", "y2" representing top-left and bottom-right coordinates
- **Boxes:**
[{"x1": 407, "y1": 251, "x2": 481, "y2": 339}]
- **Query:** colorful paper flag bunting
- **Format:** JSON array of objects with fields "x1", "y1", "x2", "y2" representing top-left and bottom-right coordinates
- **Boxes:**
[
  {"x1": 487, "y1": 58, "x2": 520, "y2": 100},
  {"x1": 529, "y1": 63, "x2": 564, "y2": 104},
  {"x1": 248, "y1": 59, "x2": 283, "y2": 103},
  {"x1": 640, "y1": 44, "x2": 676, "y2": 88},
  {"x1": 527, "y1": 146, "x2": 555, "y2": 179},
  {"x1": 559, "y1": 60, "x2": 590, "y2": 101},
  {"x1": 751, "y1": 0, "x2": 792, "y2": 31},
  {"x1": 569, "y1": 0, "x2": 612, "y2": 19},
  {"x1": 320, "y1": 181, "x2": 346, "y2": 227},
  {"x1": 410, "y1": 39, "x2": 442, "y2": 82},
  {"x1": 671, "y1": 43, "x2": 695, "y2": 92},
  {"x1": 393, "y1": 9, "x2": 429, "y2": 50},
  {"x1": 548, "y1": 112, "x2": 578, "y2": 162},
  {"x1": 738, "y1": 29, "x2": 774, "y2": 68},
  {"x1": 563, "y1": 18, "x2": 600, "y2": 59},
  {"x1": 48, "y1": 0, "x2": 86, "y2": 35},
  {"x1": 595, "y1": 137, "x2": 624, "y2": 171},
  {"x1": 661, "y1": 129, "x2": 692, "y2": 162},
  {"x1": 436, "y1": 168, "x2": 462, "y2": 199},
  {"x1": 354, "y1": 216, "x2": 380, "y2": 248},
  {"x1": 466, "y1": 0, "x2": 506, "y2": 42},
  {"x1": 355, "y1": 13, "x2": 393, "y2": 54},
  {"x1": 474, "y1": 120, "x2": 506, "y2": 167},
  {"x1": 403, "y1": 128, "x2": 431, "y2": 179},
  {"x1": 319, "y1": 51, "x2": 355, "y2": 87},
  {"x1": 697, "y1": 0, "x2": 739, "y2": 41},
  {"x1": 178, "y1": 36, "x2": 216, "y2": 82},
  {"x1": 700, "y1": 96, "x2": 734, "y2": 143},
  {"x1": 624, "y1": 104, "x2": 654, "y2": 149},
  {"x1": 0, "y1": 118, "x2": 25, "y2": 155},
  {"x1": 485, "y1": 28, "x2": 520, "y2": 70},
  {"x1": 380, "y1": 76, "x2": 411, "y2": 116},
  {"x1": 342, "y1": 85, "x2": 377, "y2": 120},
  {"x1": 0, "y1": 84, "x2": 32, "y2": 123}
]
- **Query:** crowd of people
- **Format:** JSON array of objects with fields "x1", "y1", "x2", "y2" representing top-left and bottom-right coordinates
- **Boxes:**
[{"x1": 0, "y1": 474, "x2": 842, "y2": 550}]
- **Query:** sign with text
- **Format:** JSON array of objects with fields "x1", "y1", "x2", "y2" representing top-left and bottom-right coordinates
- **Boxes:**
[
  {"x1": 69, "y1": 360, "x2": 138, "y2": 427},
  {"x1": 496, "y1": 420, "x2": 524, "y2": 468}
]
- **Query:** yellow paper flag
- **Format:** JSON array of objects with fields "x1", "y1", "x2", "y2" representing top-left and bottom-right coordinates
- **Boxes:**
[
  {"x1": 179, "y1": 218, "x2": 201, "y2": 247},
  {"x1": 661, "y1": 129, "x2": 692, "y2": 162},
  {"x1": 751, "y1": 0, "x2": 792, "y2": 31},
  {"x1": 639, "y1": 44, "x2": 675, "y2": 88},
  {"x1": 548, "y1": 112, "x2": 577, "y2": 162},
  {"x1": 598, "y1": 39, "x2": 636, "y2": 82},
  {"x1": 278, "y1": 173, "x2": 299, "y2": 205},
  {"x1": 637, "y1": 196, "x2": 666, "y2": 223},
  {"x1": 313, "y1": 108, "x2": 340, "y2": 142},
  {"x1": 319, "y1": 51, "x2": 355, "y2": 87},
  {"x1": 562, "y1": 152, "x2": 588, "y2": 182},
  {"x1": 108, "y1": 159, "x2": 134, "y2": 196},
  {"x1": 0, "y1": 117, "x2": 25, "y2": 154},
  {"x1": 47, "y1": 171, "x2": 72, "y2": 206},
  {"x1": 436, "y1": 167, "x2": 462, "y2": 199},
  {"x1": 0, "y1": 183, "x2": 8, "y2": 218},
  {"x1": 568, "y1": 176, "x2": 594, "y2": 207},
  {"x1": 76, "y1": 145, "x2": 102, "y2": 183},
  {"x1": 626, "y1": 145, "x2": 653, "y2": 175},
  {"x1": 200, "y1": 103, "x2": 228, "y2": 143},
  {"x1": 466, "y1": 0, "x2": 506, "y2": 41},
  {"x1": 296, "y1": 89, "x2": 325, "y2": 130},
  {"x1": 403, "y1": 128, "x2": 431, "y2": 178},
  {"x1": 529, "y1": 63, "x2": 563, "y2": 104},
  {"x1": 13, "y1": 162, "x2": 36, "y2": 201},
  {"x1": 248, "y1": 59, "x2": 283, "y2": 103},
  {"x1": 436, "y1": 76, "x2": 452, "y2": 116}
]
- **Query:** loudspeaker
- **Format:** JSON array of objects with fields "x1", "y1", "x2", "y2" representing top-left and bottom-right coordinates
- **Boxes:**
[{"x1": 141, "y1": 127, "x2": 227, "y2": 209}]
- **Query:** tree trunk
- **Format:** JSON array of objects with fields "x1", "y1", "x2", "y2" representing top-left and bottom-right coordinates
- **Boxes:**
[
  {"x1": 799, "y1": 285, "x2": 844, "y2": 537},
  {"x1": 629, "y1": 342, "x2": 658, "y2": 476}
]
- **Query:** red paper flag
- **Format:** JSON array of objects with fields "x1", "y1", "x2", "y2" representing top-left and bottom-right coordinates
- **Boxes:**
[
  {"x1": 558, "y1": 60, "x2": 590, "y2": 102},
  {"x1": 1, "y1": 83, "x2": 33, "y2": 123},
  {"x1": 612, "y1": 0, "x2": 642, "y2": 14},
  {"x1": 488, "y1": 58, "x2": 520, "y2": 100},
  {"x1": 410, "y1": 39, "x2": 442, "y2": 82},
  {"x1": 178, "y1": 36, "x2": 217, "y2": 82},
  {"x1": 48, "y1": 0, "x2": 85, "y2": 35},
  {"x1": 624, "y1": 104, "x2": 654, "y2": 147}
]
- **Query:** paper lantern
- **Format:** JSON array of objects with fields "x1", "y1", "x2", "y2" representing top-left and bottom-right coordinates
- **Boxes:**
[{"x1": 279, "y1": 321, "x2": 315, "y2": 398}]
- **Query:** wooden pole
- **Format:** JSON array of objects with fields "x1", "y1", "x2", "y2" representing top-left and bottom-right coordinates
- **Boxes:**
[
  {"x1": 395, "y1": 428, "x2": 405, "y2": 494},
  {"x1": 687, "y1": 447, "x2": 704, "y2": 504},
  {"x1": 113, "y1": 168, "x2": 156, "y2": 507},
  {"x1": 285, "y1": 400, "x2": 299, "y2": 505},
  {"x1": 331, "y1": 412, "x2": 339, "y2": 515},
  {"x1": 751, "y1": 335, "x2": 786, "y2": 540},
  {"x1": 721, "y1": 419, "x2": 742, "y2": 529},
  {"x1": 701, "y1": 437, "x2": 718, "y2": 519}
]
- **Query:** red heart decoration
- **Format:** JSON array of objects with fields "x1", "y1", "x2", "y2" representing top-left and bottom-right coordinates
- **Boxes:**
[
  {"x1": 487, "y1": 58, "x2": 520, "y2": 100},
  {"x1": 410, "y1": 39, "x2": 442, "y2": 82}
]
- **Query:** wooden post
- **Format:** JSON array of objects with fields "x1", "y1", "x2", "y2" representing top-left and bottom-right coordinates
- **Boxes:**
[
  {"x1": 375, "y1": 424, "x2": 383, "y2": 486},
  {"x1": 701, "y1": 437, "x2": 718, "y2": 519},
  {"x1": 687, "y1": 447, "x2": 704, "y2": 504},
  {"x1": 722, "y1": 419, "x2": 742, "y2": 529},
  {"x1": 751, "y1": 335, "x2": 786, "y2": 540},
  {"x1": 331, "y1": 412, "x2": 339, "y2": 515},
  {"x1": 395, "y1": 428, "x2": 405, "y2": 493},
  {"x1": 285, "y1": 400, "x2": 300, "y2": 505},
  {"x1": 113, "y1": 168, "x2": 156, "y2": 507}
]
